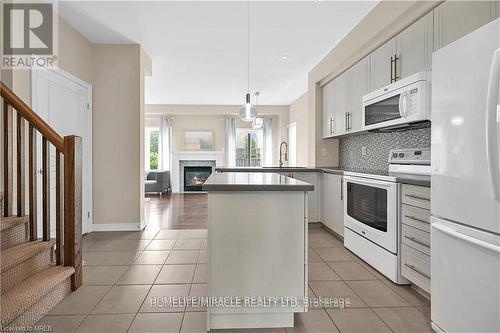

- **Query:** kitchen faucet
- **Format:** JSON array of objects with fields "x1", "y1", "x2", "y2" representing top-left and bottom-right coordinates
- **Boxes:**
[{"x1": 279, "y1": 141, "x2": 288, "y2": 168}]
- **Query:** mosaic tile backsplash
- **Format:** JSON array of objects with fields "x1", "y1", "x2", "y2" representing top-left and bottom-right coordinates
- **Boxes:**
[{"x1": 338, "y1": 126, "x2": 431, "y2": 171}]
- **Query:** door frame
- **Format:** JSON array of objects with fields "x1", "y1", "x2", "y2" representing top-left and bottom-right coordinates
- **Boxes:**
[{"x1": 31, "y1": 66, "x2": 93, "y2": 234}]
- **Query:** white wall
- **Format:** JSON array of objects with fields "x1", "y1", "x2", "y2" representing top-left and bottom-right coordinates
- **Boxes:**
[
  {"x1": 289, "y1": 92, "x2": 309, "y2": 167},
  {"x1": 170, "y1": 115, "x2": 226, "y2": 152}
]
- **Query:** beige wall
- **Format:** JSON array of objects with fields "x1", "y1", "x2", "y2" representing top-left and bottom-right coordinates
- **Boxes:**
[
  {"x1": 92, "y1": 44, "x2": 145, "y2": 226},
  {"x1": 170, "y1": 115, "x2": 226, "y2": 152},
  {"x1": 289, "y1": 92, "x2": 309, "y2": 167},
  {"x1": 146, "y1": 104, "x2": 289, "y2": 166},
  {"x1": 307, "y1": 1, "x2": 442, "y2": 167}
]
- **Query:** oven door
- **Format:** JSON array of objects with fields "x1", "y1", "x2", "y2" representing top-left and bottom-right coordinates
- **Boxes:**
[{"x1": 343, "y1": 176, "x2": 398, "y2": 253}]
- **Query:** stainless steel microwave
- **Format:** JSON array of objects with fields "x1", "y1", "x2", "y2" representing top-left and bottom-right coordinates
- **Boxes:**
[{"x1": 362, "y1": 71, "x2": 431, "y2": 132}]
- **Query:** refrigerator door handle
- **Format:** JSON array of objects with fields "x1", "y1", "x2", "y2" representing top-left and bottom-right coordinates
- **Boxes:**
[
  {"x1": 486, "y1": 48, "x2": 500, "y2": 201},
  {"x1": 432, "y1": 223, "x2": 500, "y2": 254}
]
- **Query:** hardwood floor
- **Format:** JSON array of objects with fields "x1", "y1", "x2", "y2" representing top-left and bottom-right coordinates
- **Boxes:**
[{"x1": 145, "y1": 193, "x2": 208, "y2": 229}]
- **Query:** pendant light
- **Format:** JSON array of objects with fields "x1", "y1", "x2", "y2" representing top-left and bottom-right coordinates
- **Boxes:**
[{"x1": 239, "y1": 0, "x2": 257, "y2": 122}]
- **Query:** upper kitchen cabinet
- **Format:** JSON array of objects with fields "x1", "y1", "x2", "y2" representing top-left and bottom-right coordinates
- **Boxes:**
[
  {"x1": 397, "y1": 11, "x2": 433, "y2": 79},
  {"x1": 333, "y1": 71, "x2": 349, "y2": 135},
  {"x1": 434, "y1": 1, "x2": 499, "y2": 50},
  {"x1": 347, "y1": 56, "x2": 370, "y2": 133},
  {"x1": 370, "y1": 12, "x2": 433, "y2": 91},
  {"x1": 321, "y1": 80, "x2": 334, "y2": 138},
  {"x1": 369, "y1": 37, "x2": 397, "y2": 91}
]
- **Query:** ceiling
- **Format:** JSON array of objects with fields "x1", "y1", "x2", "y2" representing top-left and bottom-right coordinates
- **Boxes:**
[{"x1": 58, "y1": 1, "x2": 378, "y2": 105}]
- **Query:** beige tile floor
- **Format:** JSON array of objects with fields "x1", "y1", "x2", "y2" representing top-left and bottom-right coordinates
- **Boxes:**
[{"x1": 36, "y1": 225, "x2": 431, "y2": 333}]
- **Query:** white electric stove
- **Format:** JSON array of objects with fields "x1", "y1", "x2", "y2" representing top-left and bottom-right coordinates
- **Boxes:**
[{"x1": 343, "y1": 148, "x2": 431, "y2": 283}]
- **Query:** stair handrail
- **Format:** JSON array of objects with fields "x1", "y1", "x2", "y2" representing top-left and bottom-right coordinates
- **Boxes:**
[
  {"x1": 1, "y1": 80, "x2": 82, "y2": 290},
  {"x1": 1, "y1": 82, "x2": 64, "y2": 151}
]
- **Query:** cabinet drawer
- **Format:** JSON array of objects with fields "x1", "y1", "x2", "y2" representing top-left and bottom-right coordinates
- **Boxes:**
[
  {"x1": 401, "y1": 244, "x2": 430, "y2": 293},
  {"x1": 402, "y1": 224, "x2": 430, "y2": 256},
  {"x1": 402, "y1": 204, "x2": 431, "y2": 233},
  {"x1": 402, "y1": 184, "x2": 431, "y2": 209}
]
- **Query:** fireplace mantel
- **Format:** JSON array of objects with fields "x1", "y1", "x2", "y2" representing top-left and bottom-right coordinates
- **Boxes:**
[{"x1": 171, "y1": 150, "x2": 224, "y2": 193}]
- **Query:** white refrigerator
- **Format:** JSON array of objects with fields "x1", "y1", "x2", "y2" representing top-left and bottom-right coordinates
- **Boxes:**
[{"x1": 431, "y1": 18, "x2": 500, "y2": 333}]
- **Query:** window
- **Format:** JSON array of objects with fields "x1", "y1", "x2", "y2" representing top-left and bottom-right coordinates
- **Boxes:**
[
  {"x1": 145, "y1": 126, "x2": 160, "y2": 170},
  {"x1": 236, "y1": 129, "x2": 263, "y2": 167}
]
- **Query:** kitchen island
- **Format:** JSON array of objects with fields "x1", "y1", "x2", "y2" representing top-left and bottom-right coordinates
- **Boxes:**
[{"x1": 202, "y1": 172, "x2": 313, "y2": 330}]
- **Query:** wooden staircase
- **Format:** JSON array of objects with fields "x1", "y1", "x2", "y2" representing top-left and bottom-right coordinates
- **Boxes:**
[{"x1": 0, "y1": 82, "x2": 82, "y2": 331}]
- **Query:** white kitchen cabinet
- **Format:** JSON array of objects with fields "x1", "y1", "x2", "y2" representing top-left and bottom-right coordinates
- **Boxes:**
[
  {"x1": 347, "y1": 56, "x2": 370, "y2": 133},
  {"x1": 333, "y1": 71, "x2": 348, "y2": 135},
  {"x1": 433, "y1": 1, "x2": 498, "y2": 50},
  {"x1": 397, "y1": 11, "x2": 433, "y2": 78},
  {"x1": 321, "y1": 80, "x2": 334, "y2": 138},
  {"x1": 369, "y1": 37, "x2": 397, "y2": 91},
  {"x1": 370, "y1": 12, "x2": 433, "y2": 91},
  {"x1": 293, "y1": 172, "x2": 320, "y2": 223},
  {"x1": 320, "y1": 173, "x2": 344, "y2": 237}
]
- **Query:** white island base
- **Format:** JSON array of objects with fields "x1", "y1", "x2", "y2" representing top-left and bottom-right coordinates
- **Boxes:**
[{"x1": 203, "y1": 173, "x2": 312, "y2": 331}]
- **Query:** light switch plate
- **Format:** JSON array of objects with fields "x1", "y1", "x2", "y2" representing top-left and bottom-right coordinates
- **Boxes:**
[
  {"x1": 321, "y1": 148, "x2": 328, "y2": 156},
  {"x1": 362, "y1": 146, "x2": 367, "y2": 156}
]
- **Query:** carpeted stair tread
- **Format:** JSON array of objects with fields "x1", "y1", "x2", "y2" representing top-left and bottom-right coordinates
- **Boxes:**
[
  {"x1": 0, "y1": 216, "x2": 29, "y2": 231},
  {"x1": 1, "y1": 239, "x2": 56, "y2": 272},
  {"x1": 1, "y1": 265, "x2": 74, "y2": 327}
]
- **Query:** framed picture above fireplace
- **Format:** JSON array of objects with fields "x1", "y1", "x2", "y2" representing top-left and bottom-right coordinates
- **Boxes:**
[{"x1": 184, "y1": 130, "x2": 214, "y2": 150}]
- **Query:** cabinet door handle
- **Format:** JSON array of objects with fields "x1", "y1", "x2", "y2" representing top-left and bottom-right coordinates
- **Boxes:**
[
  {"x1": 348, "y1": 112, "x2": 352, "y2": 131},
  {"x1": 390, "y1": 55, "x2": 394, "y2": 83},
  {"x1": 393, "y1": 54, "x2": 400, "y2": 82},
  {"x1": 405, "y1": 194, "x2": 430, "y2": 201},
  {"x1": 404, "y1": 235, "x2": 430, "y2": 248},
  {"x1": 404, "y1": 215, "x2": 429, "y2": 224},
  {"x1": 405, "y1": 264, "x2": 431, "y2": 279}
]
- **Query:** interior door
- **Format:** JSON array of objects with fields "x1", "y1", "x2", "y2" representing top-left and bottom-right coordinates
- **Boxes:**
[{"x1": 32, "y1": 67, "x2": 92, "y2": 235}]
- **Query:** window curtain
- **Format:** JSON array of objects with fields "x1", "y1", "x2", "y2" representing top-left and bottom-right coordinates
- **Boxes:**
[
  {"x1": 226, "y1": 117, "x2": 236, "y2": 167},
  {"x1": 159, "y1": 115, "x2": 172, "y2": 170},
  {"x1": 263, "y1": 117, "x2": 273, "y2": 167}
]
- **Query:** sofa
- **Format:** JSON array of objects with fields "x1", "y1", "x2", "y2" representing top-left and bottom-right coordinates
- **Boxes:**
[{"x1": 145, "y1": 170, "x2": 171, "y2": 195}]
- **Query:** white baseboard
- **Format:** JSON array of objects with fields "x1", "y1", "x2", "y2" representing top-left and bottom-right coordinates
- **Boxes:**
[{"x1": 91, "y1": 221, "x2": 145, "y2": 232}]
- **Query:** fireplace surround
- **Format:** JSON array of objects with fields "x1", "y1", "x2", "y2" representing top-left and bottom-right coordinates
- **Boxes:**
[{"x1": 170, "y1": 151, "x2": 224, "y2": 193}]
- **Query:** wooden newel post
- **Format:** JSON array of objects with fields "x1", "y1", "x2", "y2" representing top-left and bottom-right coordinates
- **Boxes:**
[{"x1": 63, "y1": 135, "x2": 82, "y2": 290}]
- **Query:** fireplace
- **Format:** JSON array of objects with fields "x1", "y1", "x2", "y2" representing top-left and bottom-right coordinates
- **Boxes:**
[{"x1": 184, "y1": 166, "x2": 212, "y2": 192}]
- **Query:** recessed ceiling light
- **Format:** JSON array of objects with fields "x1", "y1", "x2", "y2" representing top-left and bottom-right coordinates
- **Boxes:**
[{"x1": 281, "y1": 55, "x2": 289, "y2": 60}]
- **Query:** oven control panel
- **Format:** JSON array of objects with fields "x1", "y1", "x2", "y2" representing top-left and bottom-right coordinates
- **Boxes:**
[{"x1": 389, "y1": 148, "x2": 431, "y2": 165}]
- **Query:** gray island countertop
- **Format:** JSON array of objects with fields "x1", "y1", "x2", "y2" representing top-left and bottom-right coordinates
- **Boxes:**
[
  {"x1": 202, "y1": 172, "x2": 314, "y2": 191},
  {"x1": 215, "y1": 166, "x2": 430, "y2": 187}
]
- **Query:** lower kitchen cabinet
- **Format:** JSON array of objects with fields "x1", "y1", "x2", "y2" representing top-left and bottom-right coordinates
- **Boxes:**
[
  {"x1": 321, "y1": 173, "x2": 344, "y2": 237},
  {"x1": 400, "y1": 184, "x2": 431, "y2": 294},
  {"x1": 288, "y1": 172, "x2": 320, "y2": 223}
]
